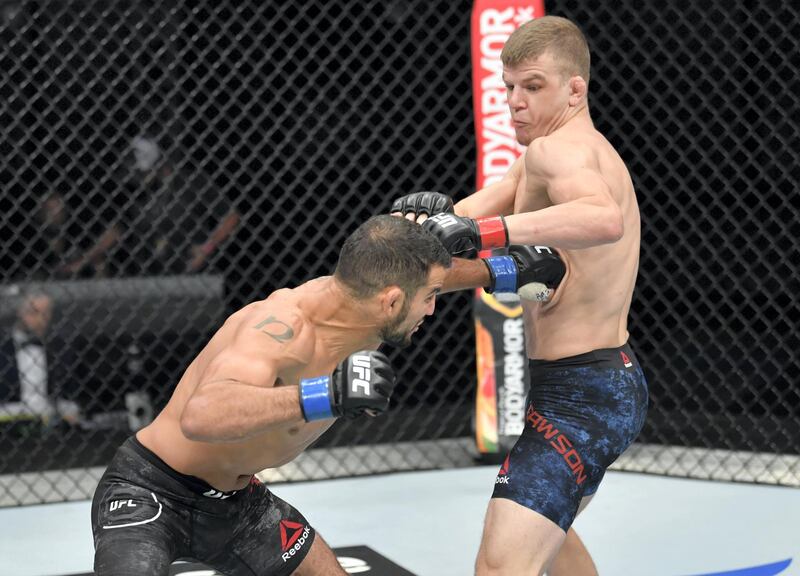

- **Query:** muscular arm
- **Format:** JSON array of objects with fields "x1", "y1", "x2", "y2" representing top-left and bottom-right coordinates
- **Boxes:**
[
  {"x1": 454, "y1": 156, "x2": 524, "y2": 218},
  {"x1": 180, "y1": 318, "x2": 309, "y2": 443},
  {"x1": 180, "y1": 373, "x2": 303, "y2": 443},
  {"x1": 441, "y1": 258, "x2": 491, "y2": 294},
  {"x1": 504, "y1": 139, "x2": 623, "y2": 249}
]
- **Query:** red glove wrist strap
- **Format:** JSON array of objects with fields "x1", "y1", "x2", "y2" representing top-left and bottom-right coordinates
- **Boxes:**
[{"x1": 476, "y1": 216, "x2": 508, "y2": 249}]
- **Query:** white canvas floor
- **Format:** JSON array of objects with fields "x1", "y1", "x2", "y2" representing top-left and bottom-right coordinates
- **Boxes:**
[{"x1": 1, "y1": 466, "x2": 798, "y2": 576}]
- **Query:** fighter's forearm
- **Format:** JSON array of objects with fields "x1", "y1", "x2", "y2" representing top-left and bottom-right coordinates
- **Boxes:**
[
  {"x1": 454, "y1": 179, "x2": 516, "y2": 219},
  {"x1": 504, "y1": 198, "x2": 623, "y2": 249},
  {"x1": 180, "y1": 381, "x2": 304, "y2": 443},
  {"x1": 441, "y1": 258, "x2": 491, "y2": 294}
]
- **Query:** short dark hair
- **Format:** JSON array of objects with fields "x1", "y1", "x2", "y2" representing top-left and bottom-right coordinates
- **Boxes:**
[{"x1": 335, "y1": 215, "x2": 451, "y2": 299}]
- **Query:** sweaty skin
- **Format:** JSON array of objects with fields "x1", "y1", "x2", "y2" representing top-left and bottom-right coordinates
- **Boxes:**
[{"x1": 137, "y1": 271, "x2": 444, "y2": 493}]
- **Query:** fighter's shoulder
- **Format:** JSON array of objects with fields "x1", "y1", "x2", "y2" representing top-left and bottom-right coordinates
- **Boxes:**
[
  {"x1": 503, "y1": 154, "x2": 527, "y2": 182},
  {"x1": 231, "y1": 301, "x2": 315, "y2": 368},
  {"x1": 525, "y1": 134, "x2": 594, "y2": 176}
]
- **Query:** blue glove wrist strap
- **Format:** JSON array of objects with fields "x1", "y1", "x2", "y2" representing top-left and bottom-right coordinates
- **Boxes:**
[
  {"x1": 299, "y1": 376, "x2": 334, "y2": 421},
  {"x1": 485, "y1": 255, "x2": 517, "y2": 293}
]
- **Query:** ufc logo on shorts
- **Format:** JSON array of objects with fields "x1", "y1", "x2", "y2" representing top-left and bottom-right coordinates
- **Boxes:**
[
  {"x1": 351, "y1": 355, "x2": 371, "y2": 395},
  {"x1": 109, "y1": 499, "x2": 136, "y2": 512},
  {"x1": 429, "y1": 213, "x2": 458, "y2": 228}
]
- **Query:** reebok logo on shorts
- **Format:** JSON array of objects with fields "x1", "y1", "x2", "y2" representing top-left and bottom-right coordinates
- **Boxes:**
[
  {"x1": 280, "y1": 519, "x2": 311, "y2": 562},
  {"x1": 620, "y1": 351, "x2": 633, "y2": 368},
  {"x1": 495, "y1": 454, "x2": 511, "y2": 484}
]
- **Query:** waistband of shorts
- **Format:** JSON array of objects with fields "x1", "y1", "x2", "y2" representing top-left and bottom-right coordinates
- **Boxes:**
[
  {"x1": 528, "y1": 342, "x2": 638, "y2": 372},
  {"x1": 125, "y1": 436, "x2": 241, "y2": 498}
]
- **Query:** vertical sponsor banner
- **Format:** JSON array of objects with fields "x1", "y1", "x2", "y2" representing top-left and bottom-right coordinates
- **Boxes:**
[
  {"x1": 471, "y1": 0, "x2": 544, "y2": 459},
  {"x1": 474, "y1": 293, "x2": 528, "y2": 456},
  {"x1": 471, "y1": 0, "x2": 542, "y2": 189}
]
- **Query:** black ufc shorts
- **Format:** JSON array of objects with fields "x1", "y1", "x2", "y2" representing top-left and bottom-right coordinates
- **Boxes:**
[{"x1": 91, "y1": 437, "x2": 315, "y2": 576}]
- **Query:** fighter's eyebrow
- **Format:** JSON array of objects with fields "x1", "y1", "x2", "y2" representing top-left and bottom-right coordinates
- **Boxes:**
[
  {"x1": 503, "y1": 73, "x2": 546, "y2": 84},
  {"x1": 428, "y1": 287, "x2": 442, "y2": 297}
]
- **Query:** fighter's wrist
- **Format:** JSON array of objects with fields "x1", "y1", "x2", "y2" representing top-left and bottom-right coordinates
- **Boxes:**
[
  {"x1": 299, "y1": 376, "x2": 336, "y2": 421},
  {"x1": 475, "y1": 216, "x2": 508, "y2": 250},
  {"x1": 482, "y1": 255, "x2": 518, "y2": 293}
]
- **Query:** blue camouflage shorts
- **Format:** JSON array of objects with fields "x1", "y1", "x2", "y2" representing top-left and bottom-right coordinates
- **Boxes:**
[{"x1": 491, "y1": 342, "x2": 648, "y2": 531}]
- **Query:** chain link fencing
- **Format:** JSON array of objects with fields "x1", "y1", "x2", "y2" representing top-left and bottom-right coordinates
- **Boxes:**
[{"x1": 0, "y1": 0, "x2": 797, "y2": 505}]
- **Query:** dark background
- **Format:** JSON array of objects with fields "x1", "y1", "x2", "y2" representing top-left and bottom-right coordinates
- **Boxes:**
[{"x1": 0, "y1": 0, "x2": 797, "y2": 496}]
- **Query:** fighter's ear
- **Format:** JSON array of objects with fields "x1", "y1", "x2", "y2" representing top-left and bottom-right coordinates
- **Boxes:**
[
  {"x1": 379, "y1": 286, "x2": 405, "y2": 319},
  {"x1": 568, "y1": 75, "x2": 587, "y2": 106}
]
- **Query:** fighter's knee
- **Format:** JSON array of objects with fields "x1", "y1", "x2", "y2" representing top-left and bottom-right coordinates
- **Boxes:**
[
  {"x1": 476, "y1": 549, "x2": 548, "y2": 576},
  {"x1": 476, "y1": 521, "x2": 556, "y2": 576},
  {"x1": 475, "y1": 549, "x2": 503, "y2": 576}
]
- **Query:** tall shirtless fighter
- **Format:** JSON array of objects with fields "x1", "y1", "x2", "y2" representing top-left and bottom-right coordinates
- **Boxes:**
[
  {"x1": 91, "y1": 215, "x2": 451, "y2": 575},
  {"x1": 391, "y1": 16, "x2": 648, "y2": 576}
]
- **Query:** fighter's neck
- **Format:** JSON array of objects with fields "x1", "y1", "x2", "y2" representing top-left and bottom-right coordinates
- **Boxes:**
[
  {"x1": 298, "y1": 277, "x2": 383, "y2": 355},
  {"x1": 549, "y1": 104, "x2": 593, "y2": 135}
]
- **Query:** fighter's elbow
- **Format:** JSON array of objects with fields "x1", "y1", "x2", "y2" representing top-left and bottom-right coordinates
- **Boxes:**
[
  {"x1": 180, "y1": 399, "x2": 212, "y2": 442},
  {"x1": 600, "y1": 208, "x2": 624, "y2": 243},
  {"x1": 179, "y1": 412, "x2": 202, "y2": 442}
]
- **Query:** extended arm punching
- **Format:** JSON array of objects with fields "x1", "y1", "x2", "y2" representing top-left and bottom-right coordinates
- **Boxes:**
[
  {"x1": 440, "y1": 246, "x2": 565, "y2": 301},
  {"x1": 390, "y1": 191, "x2": 565, "y2": 299}
]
